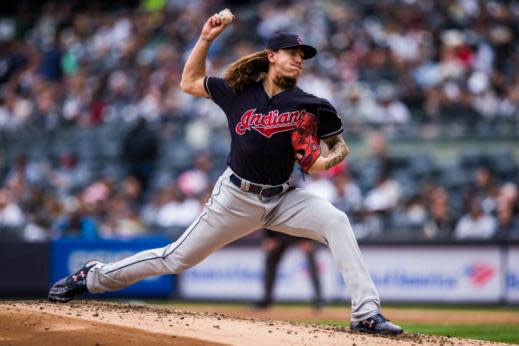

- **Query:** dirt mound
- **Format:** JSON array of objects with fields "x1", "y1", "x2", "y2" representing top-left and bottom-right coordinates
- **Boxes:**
[
  {"x1": 0, "y1": 308, "x2": 221, "y2": 346},
  {"x1": 167, "y1": 303, "x2": 519, "y2": 325},
  {"x1": 0, "y1": 301, "x2": 510, "y2": 346}
]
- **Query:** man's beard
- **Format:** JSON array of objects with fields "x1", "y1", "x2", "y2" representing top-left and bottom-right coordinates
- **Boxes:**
[{"x1": 274, "y1": 75, "x2": 297, "y2": 90}]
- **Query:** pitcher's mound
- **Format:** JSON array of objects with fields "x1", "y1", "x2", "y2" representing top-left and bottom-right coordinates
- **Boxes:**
[{"x1": 0, "y1": 301, "x2": 508, "y2": 346}]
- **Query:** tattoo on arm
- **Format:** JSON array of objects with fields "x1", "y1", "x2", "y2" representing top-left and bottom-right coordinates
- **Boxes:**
[
  {"x1": 325, "y1": 152, "x2": 346, "y2": 169},
  {"x1": 323, "y1": 135, "x2": 349, "y2": 170}
]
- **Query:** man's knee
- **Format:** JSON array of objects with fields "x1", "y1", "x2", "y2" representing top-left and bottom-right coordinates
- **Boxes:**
[
  {"x1": 323, "y1": 210, "x2": 353, "y2": 238},
  {"x1": 163, "y1": 250, "x2": 206, "y2": 274},
  {"x1": 326, "y1": 209, "x2": 350, "y2": 228}
]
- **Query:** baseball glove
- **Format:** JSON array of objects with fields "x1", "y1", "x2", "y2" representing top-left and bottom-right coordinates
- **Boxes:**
[{"x1": 291, "y1": 112, "x2": 320, "y2": 173}]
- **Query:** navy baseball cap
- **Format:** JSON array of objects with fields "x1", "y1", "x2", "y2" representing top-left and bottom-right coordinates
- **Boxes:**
[{"x1": 267, "y1": 32, "x2": 317, "y2": 60}]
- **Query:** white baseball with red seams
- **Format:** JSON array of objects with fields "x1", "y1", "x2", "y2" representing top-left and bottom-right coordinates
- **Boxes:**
[{"x1": 218, "y1": 9, "x2": 234, "y2": 24}]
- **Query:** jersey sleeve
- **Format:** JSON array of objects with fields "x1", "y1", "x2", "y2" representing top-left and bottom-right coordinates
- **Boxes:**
[
  {"x1": 204, "y1": 76, "x2": 235, "y2": 112},
  {"x1": 317, "y1": 99, "x2": 343, "y2": 138}
]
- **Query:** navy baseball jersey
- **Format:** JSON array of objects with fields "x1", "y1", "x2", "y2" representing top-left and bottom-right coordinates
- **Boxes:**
[{"x1": 204, "y1": 77, "x2": 343, "y2": 185}]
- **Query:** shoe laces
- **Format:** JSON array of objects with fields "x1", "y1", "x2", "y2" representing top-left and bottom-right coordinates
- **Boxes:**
[{"x1": 371, "y1": 313, "x2": 389, "y2": 324}]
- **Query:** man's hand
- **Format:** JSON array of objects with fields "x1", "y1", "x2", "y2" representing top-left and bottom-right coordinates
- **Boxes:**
[
  {"x1": 201, "y1": 13, "x2": 231, "y2": 42},
  {"x1": 180, "y1": 11, "x2": 234, "y2": 97}
]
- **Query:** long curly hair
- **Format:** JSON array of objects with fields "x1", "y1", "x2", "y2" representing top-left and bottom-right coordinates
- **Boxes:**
[{"x1": 224, "y1": 49, "x2": 270, "y2": 92}]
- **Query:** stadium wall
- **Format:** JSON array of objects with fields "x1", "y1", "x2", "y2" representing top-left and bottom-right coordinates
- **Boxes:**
[{"x1": 1, "y1": 240, "x2": 518, "y2": 303}]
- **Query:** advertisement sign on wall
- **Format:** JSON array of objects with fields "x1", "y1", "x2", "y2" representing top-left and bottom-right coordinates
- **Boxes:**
[
  {"x1": 180, "y1": 245, "x2": 504, "y2": 303},
  {"x1": 180, "y1": 248, "x2": 263, "y2": 299},
  {"x1": 51, "y1": 237, "x2": 175, "y2": 298},
  {"x1": 180, "y1": 248, "x2": 337, "y2": 300},
  {"x1": 507, "y1": 246, "x2": 519, "y2": 303},
  {"x1": 333, "y1": 247, "x2": 502, "y2": 302}
]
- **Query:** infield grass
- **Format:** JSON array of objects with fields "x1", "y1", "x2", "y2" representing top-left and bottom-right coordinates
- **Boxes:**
[
  {"x1": 304, "y1": 320, "x2": 519, "y2": 344},
  {"x1": 401, "y1": 323, "x2": 519, "y2": 345}
]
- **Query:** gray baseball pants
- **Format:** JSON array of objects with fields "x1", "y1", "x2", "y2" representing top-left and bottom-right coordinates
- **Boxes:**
[{"x1": 86, "y1": 167, "x2": 380, "y2": 321}]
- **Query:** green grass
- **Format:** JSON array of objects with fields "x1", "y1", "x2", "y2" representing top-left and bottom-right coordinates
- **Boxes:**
[
  {"x1": 144, "y1": 300, "x2": 519, "y2": 312},
  {"x1": 382, "y1": 303, "x2": 519, "y2": 312},
  {"x1": 303, "y1": 320, "x2": 519, "y2": 345},
  {"x1": 401, "y1": 323, "x2": 519, "y2": 345}
]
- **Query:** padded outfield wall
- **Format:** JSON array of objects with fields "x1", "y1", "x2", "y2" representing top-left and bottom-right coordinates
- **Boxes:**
[
  {"x1": 1, "y1": 240, "x2": 518, "y2": 303},
  {"x1": 179, "y1": 242, "x2": 519, "y2": 304}
]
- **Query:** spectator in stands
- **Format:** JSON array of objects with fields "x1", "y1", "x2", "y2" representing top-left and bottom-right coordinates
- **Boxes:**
[
  {"x1": 423, "y1": 187, "x2": 455, "y2": 239},
  {"x1": 0, "y1": 92, "x2": 32, "y2": 129},
  {"x1": 39, "y1": 30, "x2": 63, "y2": 82},
  {"x1": 175, "y1": 151, "x2": 213, "y2": 199},
  {"x1": 1, "y1": 1, "x2": 519, "y2": 242},
  {"x1": 301, "y1": 173, "x2": 337, "y2": 202},
  {"x1": 349, "y1": 209, "x2": 384, "y2": 240},
  {"x1": 339, "y1": 83, "x2": 377, "y2": 135},
  {"x1": 155, "y1": 184, "x2": 202, "y2": 229},
  {"x1": 468, "y1": 165, "x2": 500, "y2": 215},
  {"x1": 31, "y1": 84, "x2": 61, "y2": 130},
  {"x1": 101, "y1": 193, "x2": 146, "y2": 239},
  {"x1": 3, "y1": 155, "x2": 30, "y2": 197},
  {"x1": 495, "y1": 204, "x2": 519, "y2": 240},
  {"x1": 497, "y1": 182, "x2": 518, "y2": 214},
  {"x1": 140, "y1": 187, "x2": 169, "y2": 230},
  {"x1": 454, "y1": 197, "x2": 497, "y2": 240},
  {"x1": 53, "y1": 201, "x2": 98, "y2": 240},
  {"x1": 330, "y1": 168, "x2": 363, "y2": 215},
  {"x1": 392, "y1": 195, "x2": 428, "y2": 235},
  {"x1": 120, "y1": 176, "x2": 143, "y2": 209},
  {"x1": 2, "y1": 0, "x2": 519, "y2": 137},
  {"x1": 359, "y1": 131, "x2": 392, "y2": 189},
  {"x1": 500, "y1": 74, "x2": 519, "y2": 119},
  {"x1": 49, "y1": 152, "x2": 91, "y2": 196},
  {"x1": 364, "y1": 164, "x2": 401, "y2": 216},
  {"x1": 367, "y1": 82, "x2": 410, "y2": 131},
  {"x1": 122, "y1": 117, "x2": 159, "y2": 193},
  {"x1": 20, "y1": 186, "x2": 59, "y2": 242},
  {"x1": 0, "y1": 188, "x2": 25, "y2": 231},
  {"x1": 81, "y1": 176, "x2": 118, "y2": 225}
]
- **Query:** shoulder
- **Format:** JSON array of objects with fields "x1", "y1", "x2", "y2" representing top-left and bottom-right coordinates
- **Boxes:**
[
  {"x1": 205, "y1": 76, "x2": 233, "y2": 90},
  {"x1": 293, "y1": 87, "x2": 336, "y2": 109},
  {"x1": 221, "y1": 78, "x2": 262, "y2": 97},
  {"x1": 240, "y1": 80, "x2": 263, "y2": 94},
  {"x1": 292, "y1": 86, "x2": 317, "y2": 100}
]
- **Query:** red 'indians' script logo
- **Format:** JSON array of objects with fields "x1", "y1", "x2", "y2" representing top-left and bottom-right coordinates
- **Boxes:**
[{"x1": 235, "y1": 109, "x2": 308, "y2": 138}]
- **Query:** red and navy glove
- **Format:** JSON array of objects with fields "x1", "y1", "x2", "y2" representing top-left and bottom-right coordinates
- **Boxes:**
[{"x1": 291, "y1": 112, "x2": 320, "y2": 173}]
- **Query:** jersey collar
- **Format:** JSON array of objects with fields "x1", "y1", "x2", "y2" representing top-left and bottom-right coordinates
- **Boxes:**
[{"x1": 262, "y1": 80, "x2": 291, "y2": 99}]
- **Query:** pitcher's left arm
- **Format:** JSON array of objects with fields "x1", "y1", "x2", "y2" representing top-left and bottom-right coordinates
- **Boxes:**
[{"x1": 307, "y1": 134, "x2": 349, "y2": 173}]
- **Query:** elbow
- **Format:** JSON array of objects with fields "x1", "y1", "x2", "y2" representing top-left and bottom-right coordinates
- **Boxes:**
[
  {"x1": 180, "y1": 78, "x2": 202, "y2": 96},
  {"x1": 179, "y1": 79, "x2": 190, "y2": 93},
  {"x1": 343, "y1": 143, "x2": 350, "y2": 158},
  {"x1": 345, "y1": 145, "x2": 350, "y2": 157}
]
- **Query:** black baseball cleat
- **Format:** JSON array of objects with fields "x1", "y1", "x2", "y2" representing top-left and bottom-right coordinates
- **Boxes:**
[
  {"x1": 48, "y1": 260, "x2": 99, "y2": 302},
  {"x1": 350, "y1": 313, "x2": 403, "y2": 335}
]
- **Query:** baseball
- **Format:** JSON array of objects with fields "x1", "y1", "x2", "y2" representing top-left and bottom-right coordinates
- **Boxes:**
[{"x1": 218, "y1": 8, "x2": 234, "y2": 24}]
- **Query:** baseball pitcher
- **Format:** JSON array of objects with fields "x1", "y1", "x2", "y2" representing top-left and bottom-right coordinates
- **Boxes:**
[{"x1": 49, "y1": 11, "x2": 402, "y2": 335}]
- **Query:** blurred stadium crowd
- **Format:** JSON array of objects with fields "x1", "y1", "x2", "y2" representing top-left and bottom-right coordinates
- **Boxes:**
[{"x1": 0, "y1": 0, "x2": 518, "y2": 242}]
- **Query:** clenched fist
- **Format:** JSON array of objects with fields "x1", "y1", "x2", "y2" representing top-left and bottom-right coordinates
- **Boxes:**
[{"x1": 201, "y1": 10, "x2": 234, "y2": 42}]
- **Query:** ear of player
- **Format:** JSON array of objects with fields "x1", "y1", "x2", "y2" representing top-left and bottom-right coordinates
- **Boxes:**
[{"x1": 291, "y1": 112, "x2": 320, "y2": 173}]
